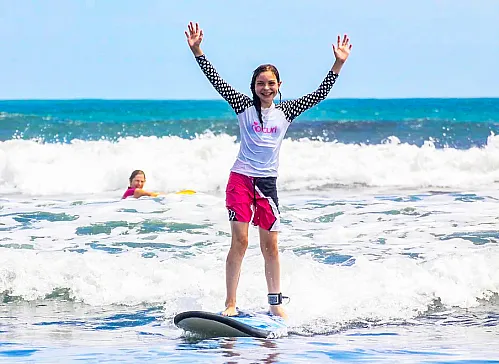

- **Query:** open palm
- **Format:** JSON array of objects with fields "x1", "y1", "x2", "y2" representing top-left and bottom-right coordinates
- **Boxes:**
[
  {"x1": 333, "y1": 34, "x2": 352, "y2": 63},
  {"x1": 185, "y1": 22, "x2": 203, "y2": 49}
]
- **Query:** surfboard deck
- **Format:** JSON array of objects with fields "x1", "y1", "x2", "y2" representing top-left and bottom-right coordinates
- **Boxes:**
[{"x1": 174, "y1": 310, "x2": 288, "y2": 338}]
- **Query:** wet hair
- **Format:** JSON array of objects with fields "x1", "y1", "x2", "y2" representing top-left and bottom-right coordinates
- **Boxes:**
[
  {"x1": 129, "y1": 170, "x2": 146, "y2": 186},
  {"x1": 250, "y1": 64, "x2": 282, "y2": 126}
]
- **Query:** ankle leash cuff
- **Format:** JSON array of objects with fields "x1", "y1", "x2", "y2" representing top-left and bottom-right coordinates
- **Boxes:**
[{"x1": 268, "y1": 293, "x2": 290, "y2": 305}]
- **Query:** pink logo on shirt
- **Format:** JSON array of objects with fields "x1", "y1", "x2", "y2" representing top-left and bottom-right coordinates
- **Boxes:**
[{"x1": 253, "y1": 122, "x2": 277, "y2": 134}]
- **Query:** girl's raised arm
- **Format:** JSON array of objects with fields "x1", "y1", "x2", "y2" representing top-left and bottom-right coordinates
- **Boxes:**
[
  {"x1": 279, "y1": 34, "x2": 352, "y2": 122},
  {"x1": 185, "y1": 22, "x2": 252, "y2": 114}
]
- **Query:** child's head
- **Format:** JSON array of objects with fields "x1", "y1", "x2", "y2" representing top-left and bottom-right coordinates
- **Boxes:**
[
  {"x1": 251, "y1": 65, "x2": 282, "y2": 105},
  {"x1": 128, "y1": 170, "x2": 146, "y2": 188},
  {"x1": 251, "y1": 65, "x2": 282, "y2": 124}
]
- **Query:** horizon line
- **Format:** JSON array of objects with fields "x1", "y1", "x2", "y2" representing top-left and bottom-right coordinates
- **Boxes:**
[{"x1": 1, "y1": 96, "x2": 499, "y2": 102}]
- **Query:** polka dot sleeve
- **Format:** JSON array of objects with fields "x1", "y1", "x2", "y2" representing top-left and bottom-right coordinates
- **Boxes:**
[
  {"x1": 196, "y1": 55, "x2": 253, "y2": 114},
  {"x1": 278, "y1": 71, "x2": 339, "y2": 122}
]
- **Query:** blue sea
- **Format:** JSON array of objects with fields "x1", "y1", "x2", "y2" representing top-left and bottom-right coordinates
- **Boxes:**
[{"x1": 1, "y1": 98, "x2": 499, "y2": 363}]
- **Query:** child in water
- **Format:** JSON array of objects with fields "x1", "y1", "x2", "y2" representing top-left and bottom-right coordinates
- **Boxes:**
[
  {"x1": 185, "y1": 22, "x2": 352, "y2": 318},
  {"x1": 122, "y1": 170, "x2": 160, "y2": 199}
]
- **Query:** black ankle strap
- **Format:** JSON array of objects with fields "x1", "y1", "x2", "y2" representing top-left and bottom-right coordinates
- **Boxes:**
[{"x1": 268, "y1": 293, "x2": 290, "y2": 305}]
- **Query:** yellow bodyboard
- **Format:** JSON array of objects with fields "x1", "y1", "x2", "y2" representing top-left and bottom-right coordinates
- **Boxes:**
[{"x1": 175, "y1": 190, "x2": 196, "y2": 195}]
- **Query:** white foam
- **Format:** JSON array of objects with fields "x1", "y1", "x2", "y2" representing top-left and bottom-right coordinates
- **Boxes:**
[
  {"x1": 1, "y1": 190, "x2": 499, "y2": 333},
  {"x1": 1, "y1": 133, "x2": 499, "y2": 196},
  {"x1": 1, "y1": 242, "x2": 497, "y2": 329}
]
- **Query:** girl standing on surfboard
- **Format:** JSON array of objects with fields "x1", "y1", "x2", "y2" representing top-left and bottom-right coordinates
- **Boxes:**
[{"x1": 185, "y1": 22, "x2": 352, "y2": 318}]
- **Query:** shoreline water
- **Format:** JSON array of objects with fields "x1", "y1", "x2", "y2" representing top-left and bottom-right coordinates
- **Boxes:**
[{"x1": 1, "y1": 99, "x2": 498, "y2": 362}]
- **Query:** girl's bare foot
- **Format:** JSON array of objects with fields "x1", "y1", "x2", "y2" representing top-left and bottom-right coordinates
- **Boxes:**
[
  {"x1": 269, "y1": 305, "x2": 288, "y2": 320},
  {"x1": 221, "y1": 305, "x2": 238, "y2": 316}
]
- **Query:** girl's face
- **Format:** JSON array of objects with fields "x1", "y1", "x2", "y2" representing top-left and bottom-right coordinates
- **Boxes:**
[
  {"x1": 254, "y1": 71, "x2": 281, "y2": 107},
  {"x1": 130, "y1": 173, "x2": 145, "y2": 189}
]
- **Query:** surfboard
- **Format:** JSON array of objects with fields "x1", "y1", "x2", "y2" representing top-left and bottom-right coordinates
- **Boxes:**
[{"x1": 174, "y1": 310, "x2": 288, "y2": 338}]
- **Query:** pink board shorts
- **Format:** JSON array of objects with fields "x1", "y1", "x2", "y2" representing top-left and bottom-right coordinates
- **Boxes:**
[{"x1": 225, "y1": 171, "x2": 280, "y2": 231}]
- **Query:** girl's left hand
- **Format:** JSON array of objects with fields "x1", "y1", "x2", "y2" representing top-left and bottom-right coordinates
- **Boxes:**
[{"x1": 333, "y1": 35, "x2": 352, "y2": 63}]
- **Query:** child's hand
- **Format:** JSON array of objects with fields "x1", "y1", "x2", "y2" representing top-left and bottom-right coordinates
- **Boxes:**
[
  {"x1": 185, "y1": 22, "x2": 204, "y2": 56},
  {"x1": 333, "y1": 34, "x2": 352, "y2": 63}
]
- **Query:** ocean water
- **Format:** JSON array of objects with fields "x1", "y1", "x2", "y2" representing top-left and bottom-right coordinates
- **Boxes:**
[{"x1": 1, "y1": 99, "x2": 499, "y2": 363}]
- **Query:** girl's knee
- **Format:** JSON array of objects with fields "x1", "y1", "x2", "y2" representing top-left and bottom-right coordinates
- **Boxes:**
[
  {"x1": 232, "y1": 235, "x2": 249, "y2": 251},
  {"x1": 261, "y1": 243, "x2": 279, "y2": 259}
]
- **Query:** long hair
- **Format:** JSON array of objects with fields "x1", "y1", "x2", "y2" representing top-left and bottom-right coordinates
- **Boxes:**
[
  {"x1": 129, "y1": 170, "x2": 145, "y2": 186},
  {"x1": 250, "y1": 65, "x2": 282, "y2": 126}
]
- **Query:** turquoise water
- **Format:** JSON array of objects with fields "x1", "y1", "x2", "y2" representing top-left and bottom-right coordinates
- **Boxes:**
[
  {"x1": 1, "y1": 99, "x2": 499, "y2": 147},
  {"x1": 1, "y1": 99, "x2": 499, "y2": 362}
]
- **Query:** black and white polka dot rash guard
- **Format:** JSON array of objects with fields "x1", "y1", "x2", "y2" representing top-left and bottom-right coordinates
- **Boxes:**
[{"x1": 195, "y1": 54, "x2": 339, "y2": 177}]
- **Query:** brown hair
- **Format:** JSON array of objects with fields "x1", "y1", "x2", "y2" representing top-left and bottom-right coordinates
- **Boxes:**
[
  {"x1": 128, "y1": 170, "x2": 145, "y2": 186},
  {"x1": 250, "y1": 65, "x2": 282, "y2": 126}
]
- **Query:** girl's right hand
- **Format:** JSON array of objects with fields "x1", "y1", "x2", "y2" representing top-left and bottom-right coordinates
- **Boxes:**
[{"x1": 185, "y1": 22, "x2": 204, "y2": 56}]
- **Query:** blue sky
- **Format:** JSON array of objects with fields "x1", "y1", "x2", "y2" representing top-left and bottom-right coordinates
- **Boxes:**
[{"x1": 0, "y1": 0, "x2": 498, "y2": 99}]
